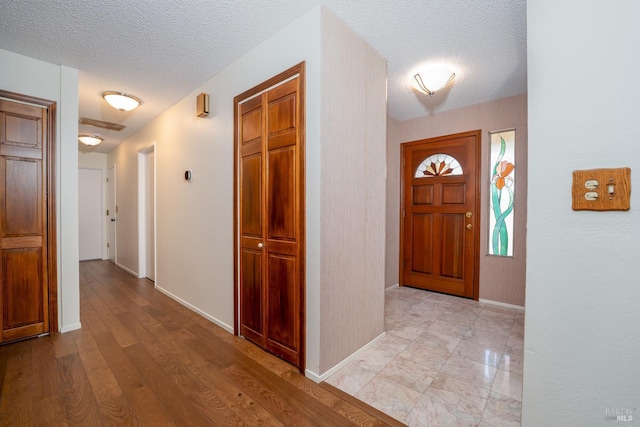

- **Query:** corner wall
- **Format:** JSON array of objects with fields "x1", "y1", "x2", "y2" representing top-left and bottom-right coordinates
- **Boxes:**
[
  {"x1": 386, "y1": 94, "x2": 528, "y2": 306},
  {"x1": 0, "y1": 48, "x2": 80, "y2": 332},
  {"x1": 523, "y1": 1, "x2": 640, "y2": 424},
  {"x1": 319, "y1": 8, "x2": 387, "y2": 373}
]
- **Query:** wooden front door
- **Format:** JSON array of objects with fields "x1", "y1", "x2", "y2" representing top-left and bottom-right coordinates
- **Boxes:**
[
  {"x1": 0, "y1": 92, "x2": 57, "y2": 342},
  {"x1": 400, "y1": 130, "x2": 480, "y2": 299},
  {"x1": 235, "y1": 63, "x2": 305, "y2": 371}
]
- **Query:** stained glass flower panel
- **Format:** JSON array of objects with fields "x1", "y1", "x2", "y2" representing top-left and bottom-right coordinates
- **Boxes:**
[{"x1": 489, "y1": 130, "x2": 515, "y2": 257}]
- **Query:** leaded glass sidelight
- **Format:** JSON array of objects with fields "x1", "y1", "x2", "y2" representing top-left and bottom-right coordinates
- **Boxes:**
[
  {"x1": 414, "y1": 154, "x2": 463, "y2": 178},
  {"x1": 489, "y1": 130, "x2": 515, "y2": 257}
]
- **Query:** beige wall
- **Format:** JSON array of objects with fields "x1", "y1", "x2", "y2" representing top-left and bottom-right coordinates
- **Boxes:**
[
  {"x1": 386, "y1": 93, "x2": 527, "y2": 306},
  {"x1": 319, "y1": 8, "x2": 387, "y2": 373}
]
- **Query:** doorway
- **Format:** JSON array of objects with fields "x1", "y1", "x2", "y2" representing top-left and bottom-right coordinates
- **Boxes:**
[
  {"x1": 400, "y1": 130, "x2": 481, "y2": 299},
  {"x1": 138, "y1": 146, "x2": 155, "y2": 281},
  {"x1": 234, "y1": 62, "x2": 306, "y2": 371},
  {"x1": 0, "y1": 90, "x2": 57, "y2": 342},
  {"x1": 79, "y1": 168, "x2": 103, "y2": 260}
]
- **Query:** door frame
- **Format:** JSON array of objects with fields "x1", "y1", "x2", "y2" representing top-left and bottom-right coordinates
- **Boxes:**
[
  {"x1": 233, "y1": 62, "x2": 306, "y2": 371},
  {"x1": 107, "y1": 165, "x2": 116, "y2": 263},
  {"x1": 137, "y1": 144, "x2": 156, "y2": 280},
  {"x1": 399, "y1": 130, "x2": 481, "y2": 300},
  {"x1": 0, "y1": 89, "x2": 58, "y2": 333}
]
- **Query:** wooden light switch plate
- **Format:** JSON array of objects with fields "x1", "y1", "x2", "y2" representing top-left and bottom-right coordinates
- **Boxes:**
[{"x1": 572, "y1": 167, "x2": 631, "y2": 211}]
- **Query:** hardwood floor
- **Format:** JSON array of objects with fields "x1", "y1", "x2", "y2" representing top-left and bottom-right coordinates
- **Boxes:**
[{"x1": 0, "y1": 261, "x2": 403, "y2": 426}]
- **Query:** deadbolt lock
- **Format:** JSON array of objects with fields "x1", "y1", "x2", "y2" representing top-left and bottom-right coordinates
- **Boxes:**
[
  {"x1": 465, "y1": 212, "x2": 473, "y2": 218},
  {"x1": 466, "y1": 224, "x2": 473, "y2": 230}
]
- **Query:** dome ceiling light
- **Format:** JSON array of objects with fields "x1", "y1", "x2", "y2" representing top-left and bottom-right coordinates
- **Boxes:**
[
  {"x1": 102, "y1": 91, "x2": 142, "y2": 111},
  {"x1": 78, "y1": 134, "x2": 103, "y2": 146}
]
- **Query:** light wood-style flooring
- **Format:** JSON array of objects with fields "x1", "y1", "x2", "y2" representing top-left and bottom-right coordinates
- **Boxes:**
[{"x1": 0, "y1": 260, "x2": 403, "y2": 426}]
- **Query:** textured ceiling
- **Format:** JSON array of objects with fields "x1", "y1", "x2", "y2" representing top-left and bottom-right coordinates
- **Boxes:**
[{"x1": 0, "y1": 0, "x2": 526, "y2": 153}]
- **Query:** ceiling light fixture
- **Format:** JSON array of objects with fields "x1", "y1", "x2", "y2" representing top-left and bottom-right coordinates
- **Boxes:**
[
  {"x1": 413, "y1": 67, "x2": 456, "y2": 96},
  {"x1": 78, "y1": 134, "x2": 103, "y2": 146},
  {"x1": 102, "y1": 91, "x2": 142, "y2": 111}
]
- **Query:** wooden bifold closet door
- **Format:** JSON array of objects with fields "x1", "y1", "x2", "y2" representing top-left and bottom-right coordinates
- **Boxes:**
[
  {"x1": 0, "y1": 92, "x2": 57, "y2": 343},
  {"x1": 234, "y1": 63, "x2": 306, "y2": 372}
]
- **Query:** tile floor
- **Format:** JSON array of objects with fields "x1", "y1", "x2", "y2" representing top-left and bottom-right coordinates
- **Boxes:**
[{"x1": 326, "y1": 286, "x2": 524, "y2": 426}]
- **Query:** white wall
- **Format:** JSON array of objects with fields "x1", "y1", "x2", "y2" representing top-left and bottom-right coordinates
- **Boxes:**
[
  {"x1": 0, "y1": 48, "x2": 80, "y2": 332},
  {"x1": 523, "y1": 1, "x2": 640, "y2": 425},
  {"x1": 79, "y1": 152, "x2": 108, "y2": 260}
]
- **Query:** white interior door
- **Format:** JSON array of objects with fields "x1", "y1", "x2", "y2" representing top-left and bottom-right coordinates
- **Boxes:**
[
  {"x1": 107, "y1": 165, "x2": 116, "y2": 263},
  {"x1": 145, "y1": 151, "x2": 155, "y2": 281},
  {"x1": 79, "y1": 168, "x2": 103, "y2": 260}
]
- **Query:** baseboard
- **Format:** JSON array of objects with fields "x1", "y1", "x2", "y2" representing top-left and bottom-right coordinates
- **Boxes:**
[
  {"x1": 60, "y1": 322, "x2": 82, "y2": 333},
  {"x1": 305, "y1": 331, "x2": 386, "y2": 383},
  {"x1": 385, "y1": 283, "x2": 399, "y2": 291},
  {"x1": 154, "y1": 285, "x2": 234, "y2": 333},
  {"x1": 115, "y1": 262, "x2": 139, "y2": 278},
  {"x1": 479, "y1": 298, "x2": 525, "y2": 311}
]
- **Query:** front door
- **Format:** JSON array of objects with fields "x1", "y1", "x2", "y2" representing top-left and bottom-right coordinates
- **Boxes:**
[
  {"x1": 0, "y1": 94, "x2": 56, "y2": 342},
  {"x1": 235, "y1": 63, "x2": 305, "y2": 371},
  {"x1": 400, "y1": 130, "x2": 480, "y2": 299}
]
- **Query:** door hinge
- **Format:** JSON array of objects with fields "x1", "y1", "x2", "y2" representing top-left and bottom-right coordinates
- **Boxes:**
[
  {"x1": 402, "y1": 209, "x2": 405, "y2": 218},
  {"x1": 106, "y1": 209, "x2": 109, "y2": 216},
  {"x1": 106, "y1": 177, "x2": 109, "y2": 183},
  {"x1": 403, "y1": 157, "x2": 405, "y2": 167},
  {"x1": 107, "y1": 242, "x2": 110, "y2": 248}
]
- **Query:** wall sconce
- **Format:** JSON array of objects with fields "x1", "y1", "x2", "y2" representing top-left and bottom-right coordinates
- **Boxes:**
[
  {"x1": 78, "y1": 134, "x2": 103, "y2": 146},
  {"x1": 102, "y1": 91, "x2": 142, "y2": 111},
  {"x1": 197, "y1": 93, "x2": 209, "y2": 118},
  {"x1": 413, "y1": 68, "x2": 456, "y2": 96}
]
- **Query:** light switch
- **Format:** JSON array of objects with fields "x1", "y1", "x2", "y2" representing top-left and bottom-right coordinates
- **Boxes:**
[{"x1": 572, "y1": 167, "x2": 631, "y2": 211}]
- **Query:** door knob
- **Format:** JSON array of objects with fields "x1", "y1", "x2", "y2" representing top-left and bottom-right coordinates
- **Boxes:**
[
  {"x1": 258, "y1": 242, "x2": 264, "y2": 248},
  {"x1": 465, "y1": 211, "x2": 473, "y2": 218},
  {"x1": 111, "y1": 218, "x2": 115, "y2": 222},
  {"x1": 466, "y1": 224, "x2": 472, "y2": 230}
]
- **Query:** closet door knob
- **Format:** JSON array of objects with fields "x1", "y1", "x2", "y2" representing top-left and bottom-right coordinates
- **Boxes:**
[{"x1": 258, "y1": 242, "x2": 264, "y2": 248}]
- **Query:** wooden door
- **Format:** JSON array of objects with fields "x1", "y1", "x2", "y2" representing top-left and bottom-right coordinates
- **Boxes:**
[
  {"x1": 400, "y1": 130, "x2": 480, "y2": 299},
  {"x1": 235, "y1": 63, "x2": 305, "y2": 371},
  {"x1": 0, "y1": 95, "x2": 55, "y2": 342}
]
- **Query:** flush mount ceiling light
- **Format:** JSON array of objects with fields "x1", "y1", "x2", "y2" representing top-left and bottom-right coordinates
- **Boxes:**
[
  {"x1": 102, "y1": 91, "x2": 142, "y2": 111},
  {"x1": 78, "y1": 134, "x2": 103, "y2": 146},
  {"x1": 413, "y1": 66, "x2": 456, "y2": 96}
]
